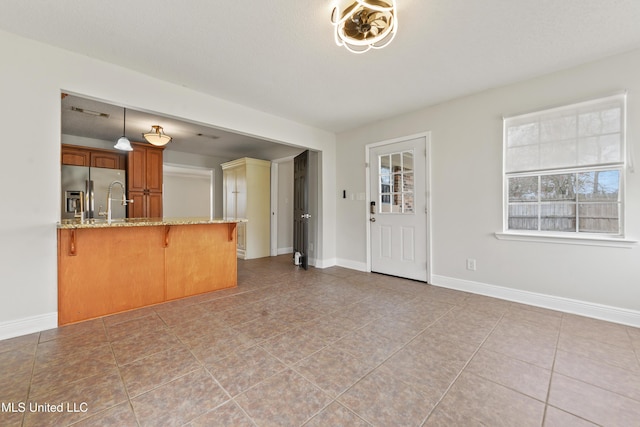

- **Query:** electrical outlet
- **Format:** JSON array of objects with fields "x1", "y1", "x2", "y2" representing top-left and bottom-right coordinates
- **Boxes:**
[{"x1": 466, "y1": 258, "x2": 477, "y2": 271}]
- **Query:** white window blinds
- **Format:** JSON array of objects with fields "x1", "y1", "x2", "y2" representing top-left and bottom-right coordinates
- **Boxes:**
[{"x1": 505, "y1": 94, "x2": 626, "y2": 173}]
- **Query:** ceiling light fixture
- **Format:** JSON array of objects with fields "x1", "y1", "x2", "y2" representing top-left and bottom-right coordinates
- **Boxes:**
[
  {"x1": 331, "y1": 0, "x2": 397, "y2": 54},
  {"x1": 113, "y1": 107, "x2": 133, "y2": 151},
  {"x1": 143, "y1": 125, "x2": 172, "y2": 146}
]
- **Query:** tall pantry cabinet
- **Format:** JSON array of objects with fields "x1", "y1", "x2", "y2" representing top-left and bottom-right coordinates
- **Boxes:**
[
  {"x1": 222, "y1": 158, "x2": 271, "y2": 259},
  {"x1": 127, "y1": 142, "x2": 164, "y2": 218}
]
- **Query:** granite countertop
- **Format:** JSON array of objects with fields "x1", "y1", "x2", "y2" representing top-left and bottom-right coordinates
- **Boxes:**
[{"x1": 57, "y1": 217, "x2": 248, "y2": 229}]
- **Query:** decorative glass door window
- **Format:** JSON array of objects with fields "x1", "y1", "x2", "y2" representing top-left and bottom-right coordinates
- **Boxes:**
[{"x1": 379, "y1": 150, "x2": 414, "y2": 213}]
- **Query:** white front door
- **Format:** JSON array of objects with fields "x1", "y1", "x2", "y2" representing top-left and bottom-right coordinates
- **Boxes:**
[{"x1": 369, "y1": 136, "x2": 429, "y2": 282}]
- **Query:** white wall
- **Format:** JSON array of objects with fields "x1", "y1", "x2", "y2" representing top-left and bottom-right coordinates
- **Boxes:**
[
  {"x1": 62, "y1": 134, "x2": 116, "y2": 151},
  {"x1": 163, "y1": 151, "x2": 231, "y2": 218},
  {"x1": 163, "y1": 167, "x2": 212, "y2": 218},
  {"x1": 0, "y1": 30, "x2": 336, "y2": 338},
  {"x1": 336, "y1": 48, "x2": 640, "y2": 322}
]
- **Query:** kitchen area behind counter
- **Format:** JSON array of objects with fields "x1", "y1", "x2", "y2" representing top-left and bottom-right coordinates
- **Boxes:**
[{"x1": 57, "y1": 217, "x2": 247, "y2": 325}]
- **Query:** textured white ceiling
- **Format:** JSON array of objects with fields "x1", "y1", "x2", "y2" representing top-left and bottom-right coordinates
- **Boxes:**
[{"x1": 3, "y1": 0, "x2": 640, "y2": 135}]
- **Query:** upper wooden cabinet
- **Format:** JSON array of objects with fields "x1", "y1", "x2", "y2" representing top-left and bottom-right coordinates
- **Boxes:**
[
  {"x1": 61, "y1": 145, "x2": 90, "y2": 166},
  {"x1": 91, "y1": 151, "x2": 123, "y2": 169},
  {"x1": 61, "y1": 144, "x2": 125, "y2": 169},
  {"x1": 127, "y1": 142, "x2": 164, "y2": 218}
]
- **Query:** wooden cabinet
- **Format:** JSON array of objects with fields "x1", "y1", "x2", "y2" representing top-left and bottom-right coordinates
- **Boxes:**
[
  {"x1": 165, "y1": 223, "x2": 238, "y2": 300},
  {"x1": 61, "y1": 144, "x2": 125, "y2": 169},
  {"x1": 222, "y1": 157, "x2": 271, "y2": 259},
  {"x1": 57, "y1": 222, "x2": 238, "y2": 325},
  {"x1": 57, "y1": 226, "x2": 166, "y2": 325},
  {"x1": 61, "y1": 145, "x2": 90, "y2": 166},
  {"x1": 127, "y1": 142, "x2": 164, "y2": 218},
  {"x1": 91, "y1": 151, "x2": 123, "y2": 169}
]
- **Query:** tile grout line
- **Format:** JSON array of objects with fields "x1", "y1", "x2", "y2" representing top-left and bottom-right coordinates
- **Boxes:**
[
  {"x1": 103, "y1": 316, "x2": 143, "y2": 427},
  {"x1": 418, "y1": 309, "x2": 507, "y2": 427},
  {"x1": 539, "y1": 311, "x2": 564, "y2": 426},
  {"x1": 542, "y1": 314, "x2": 613, "y2": 426},
  {"x1": 21, "y1": 331, "x2": 41, "y2": 427},
  {"x1": 318, "y1": 303, "x2": 459, "y2": 425}
]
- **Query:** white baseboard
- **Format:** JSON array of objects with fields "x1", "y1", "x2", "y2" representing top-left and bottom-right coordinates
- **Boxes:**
[
  {"x1": 277, "y1": 247, "x2": 293, "y2": 255},
  {"x1": 336, "y1": 258, "x2": 368, "y2": 272},
  {"x1": 0, "y1": 312, "x2": 57, "y2": 341},
  {"x1": 431, "y1": 275, "x2": 640, "y2": 328},
  {"x1": 314, "y1": 257, "x2": 337, "y2": 269}
]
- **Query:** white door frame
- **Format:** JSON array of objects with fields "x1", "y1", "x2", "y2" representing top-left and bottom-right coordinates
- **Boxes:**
[{"x1": 365, "y1": 132, "x2": 432, "y2": 283}]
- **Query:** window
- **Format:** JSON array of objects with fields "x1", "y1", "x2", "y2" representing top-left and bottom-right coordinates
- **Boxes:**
[
  {"x1": 503, "y1": 94, "x2": 625, "y2": 236},
  {"x1": 378, "y1": 150, "x2": 414, "y2": 213}
]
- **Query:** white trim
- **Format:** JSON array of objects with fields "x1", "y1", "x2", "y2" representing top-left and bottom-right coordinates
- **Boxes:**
[
  {"x1": 495, "y1": 231, "x2": 637, "y2": 248},
  {"x1": 163, "y1": 163, "x2": 214, "y2": 177},
  {"x1": 0, "y1": 312, "x2": 58, "y2": 340},
  {"x1": 431, "y1": 275, "x2": 640, "y2": 328},
  {"x1": 336, "y1": 258, "x2": 368, "y2": 272},
  {"x1": 314, "y1": 257, "x2": 337, "y2": 269},
  {"x1": 365, "y1": 131, "x2": 432, "y2": 283},
  {"x1": 221, "y1": 157, "x2": 271, "y2": 170}
]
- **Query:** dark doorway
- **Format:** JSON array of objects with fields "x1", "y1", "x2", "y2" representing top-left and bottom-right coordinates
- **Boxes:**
[{"x1": 293, "y1": 150, "x2": 309, "y2": 270}]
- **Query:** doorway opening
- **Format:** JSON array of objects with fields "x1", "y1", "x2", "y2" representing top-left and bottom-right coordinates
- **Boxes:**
[{"x1": 270, "y1": 150, "x2": 320, "y2": 268}]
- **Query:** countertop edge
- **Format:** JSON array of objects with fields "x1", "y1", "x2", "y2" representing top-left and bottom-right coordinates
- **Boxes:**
[{"x1": 57, "y1": 218, "x2": 248, "y2": 229}]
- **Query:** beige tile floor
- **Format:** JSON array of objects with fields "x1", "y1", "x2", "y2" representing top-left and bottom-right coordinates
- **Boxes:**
[{"x1": 1, "y1": 255, "x2": 640, "y2": 426}]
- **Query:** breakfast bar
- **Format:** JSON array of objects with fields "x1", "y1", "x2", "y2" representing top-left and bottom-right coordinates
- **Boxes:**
[{"x1": 57, "y1": 217, "x2": 246, "y2": 325}]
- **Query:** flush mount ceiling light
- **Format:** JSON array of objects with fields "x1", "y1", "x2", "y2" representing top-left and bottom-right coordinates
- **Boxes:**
[
  {"x1": 113, "y1": 107, "x2": 133, "y2": 151},
  {"x1": 143, "y1": 125, "x2": 172, "y2": 146},
  {"x1": 331, "y1": 0, "x2": 397, "y2": 54}
]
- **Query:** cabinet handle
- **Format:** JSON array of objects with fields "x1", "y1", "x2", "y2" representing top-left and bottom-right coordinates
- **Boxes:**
[{"x1": 164, "y1": 225, "x2": 170, "y2": 247}]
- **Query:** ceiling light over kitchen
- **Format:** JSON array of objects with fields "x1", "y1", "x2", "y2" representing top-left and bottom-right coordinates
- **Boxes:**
[
  {"x1": 113, "y1": 107, "x2": 133, "y2": 151},
  {"x1": 143, "y1": 125, "x2": 172, "y2": 146},
  {"x1": 331, "y1": 0, "x2": 397, "y2": 54}
]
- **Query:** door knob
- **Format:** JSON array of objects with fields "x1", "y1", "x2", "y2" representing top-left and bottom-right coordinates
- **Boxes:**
[{"x1": 370, "y1": 217, "x2": 376, "y2": 222}]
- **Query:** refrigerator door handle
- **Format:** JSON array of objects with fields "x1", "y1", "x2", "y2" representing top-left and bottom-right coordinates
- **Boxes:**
[{"x1": 87, "y1": 180, "x2": 94, "y2": 218}]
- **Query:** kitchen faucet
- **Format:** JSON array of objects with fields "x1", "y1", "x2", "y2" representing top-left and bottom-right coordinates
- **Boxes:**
[{"x1": 98, "y1": 181, "x2": 132, "y2": 224}]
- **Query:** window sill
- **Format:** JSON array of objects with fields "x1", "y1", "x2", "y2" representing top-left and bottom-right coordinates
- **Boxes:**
[{"x1": 494, "y1": 231, "x2": 637, "y2": 248}]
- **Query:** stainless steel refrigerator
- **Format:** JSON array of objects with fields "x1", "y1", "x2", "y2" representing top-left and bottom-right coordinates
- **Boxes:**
[{"x1": 61, "y1": 165, "x2": 127, "y2": 220}]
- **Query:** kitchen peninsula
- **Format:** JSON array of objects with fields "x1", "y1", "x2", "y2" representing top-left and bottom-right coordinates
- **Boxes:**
[{"x1": 57, "y1": 217, "x2": 246, "y2": 325}]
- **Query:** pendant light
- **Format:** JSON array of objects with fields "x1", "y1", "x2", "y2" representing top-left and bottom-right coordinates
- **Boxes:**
[
  {"x1": 143, "y1": 125, "x2": 172, "y2": 146},
  {"x1": 114, "y1": 107, "x2": 133, "y2": 151}
]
